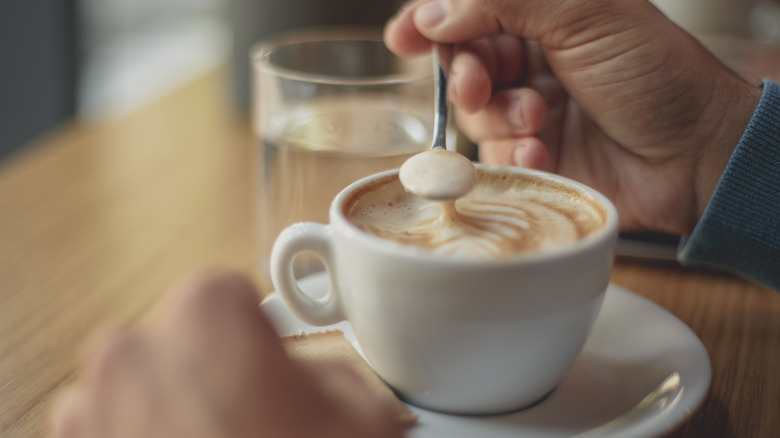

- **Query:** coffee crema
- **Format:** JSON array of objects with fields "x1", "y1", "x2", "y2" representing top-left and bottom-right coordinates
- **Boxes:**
[{"x1": 344, "y1": 168, "x2": 607, "y2": 259}]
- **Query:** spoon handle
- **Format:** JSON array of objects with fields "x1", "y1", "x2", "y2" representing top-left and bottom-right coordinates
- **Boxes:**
[{"x1": 431, "y1": 44, "x2": 452, "y2": 150}]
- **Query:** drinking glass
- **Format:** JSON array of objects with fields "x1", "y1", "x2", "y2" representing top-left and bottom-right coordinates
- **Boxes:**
[{"x1": 251, "y1": 27, "x2": 433, "y2": 289}]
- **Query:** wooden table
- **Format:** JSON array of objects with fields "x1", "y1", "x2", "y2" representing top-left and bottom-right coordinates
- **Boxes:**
[{"x1": 1, "y1": 67, "x2": 778, "y2": 438}]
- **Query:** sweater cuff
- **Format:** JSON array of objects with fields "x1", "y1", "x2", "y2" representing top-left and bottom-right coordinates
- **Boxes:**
[{"x1": 678, "y1": 79, "x2": 780, "y2": 291}]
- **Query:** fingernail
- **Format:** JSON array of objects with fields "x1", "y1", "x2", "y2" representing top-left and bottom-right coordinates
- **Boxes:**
[
  {"x1": 508, "y1": 99, "x2": 526, "y2": 130},
  {"x1": 415, "y1": 1, "x2": 447, "y2": 28}
]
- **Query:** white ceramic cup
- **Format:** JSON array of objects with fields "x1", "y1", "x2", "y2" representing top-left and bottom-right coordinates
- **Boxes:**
[{"x1": 270, "y1": 164, "x2": 619, "y2": 415}]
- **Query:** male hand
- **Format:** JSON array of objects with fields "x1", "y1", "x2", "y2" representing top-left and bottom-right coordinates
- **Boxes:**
[{"x1": 385, "y1": 0, "x2": 761, "y2": 234}]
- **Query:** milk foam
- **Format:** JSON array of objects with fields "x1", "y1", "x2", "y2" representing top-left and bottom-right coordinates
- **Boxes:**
[
  {"x1": 398, "y1": 148, "x2": 476, "y2": 200},
  {"x1": 345, "y1": 169, "x2": 605, "y2": 259}
]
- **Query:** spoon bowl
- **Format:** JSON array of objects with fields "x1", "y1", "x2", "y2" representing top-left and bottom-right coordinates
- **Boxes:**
[{"x1": 399, "y1": 45, "x2": 476, "y2": 201}]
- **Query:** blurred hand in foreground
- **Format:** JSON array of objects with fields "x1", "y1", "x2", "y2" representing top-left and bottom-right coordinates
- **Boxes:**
[{"x1": 50, "y1": 271, "x2": 407, "y2": 438}]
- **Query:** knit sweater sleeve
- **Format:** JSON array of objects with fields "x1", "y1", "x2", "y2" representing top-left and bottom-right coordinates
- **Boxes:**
[{"x1": 678, "y1": 79, "x2": 780, "y2": 291}]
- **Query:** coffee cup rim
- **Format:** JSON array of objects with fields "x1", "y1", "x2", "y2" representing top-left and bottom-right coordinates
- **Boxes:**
[{"x1": 331, "y1": 164, "x2": 619, "y2": 266}]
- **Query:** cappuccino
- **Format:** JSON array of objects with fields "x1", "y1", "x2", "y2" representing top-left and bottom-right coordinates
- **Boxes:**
[{"x1": 344, "y1": 167, "x2": 606, "y2": 259}]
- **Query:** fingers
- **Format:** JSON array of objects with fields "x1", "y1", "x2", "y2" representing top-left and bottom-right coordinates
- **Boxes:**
[
  {"x1": 404, "y1": 0, "x2": 632, "y2": 46},
  {"x1": 71, "y1": 330, "x2": 158, "y2": 438},
  {"x1": 52, "y1": 270, "x2": 411, "y2": 438},
  {"x1": 456, "y1": 87, "x2": 547, "y2": 141},
  {"x1": 150, "y1": 271, "x2": 298, "y2": 423},
  {"x1": 479, "y1": 137, "x2": 550, "y2": 170},
  {"x1": 449, "y1": 48, "x2": 492, "y2": 114},
  {"x1": 152, "y1": 271, "x2": 282, "y2": 360},
  {"x1": 387, "y1": 2, "x2": 556, "y2": 143},
  {"x1": 388, "y1": 3, "x2": 530, "y2": 112},
  {"x1": 386, "y1": 0, "x2": 565, "y2": 50},
  {"x1": 412, "y1": 0, "x2": 524, "y2": 40},
  {"x1": 386, "y1": 0, "x2": 662, "y2": 64},
  {"x1": 448, "y1": 35, "x2": 525, "y2": 113},
  {"x1": 386, "y1": 0, "x2": 506, "y2": 53},
  {"x1": 456, "y1": 86, "x2": 549, "y2": 171},
  {"x1": 387, "y1": 31, "x2": 529, "y2": 115},
  {"x1": 49, "y1": 270, "x2": 409, "y2": 438},
  {"x1": 384, "y1": 1, "x2": 431, "y2": 56}
]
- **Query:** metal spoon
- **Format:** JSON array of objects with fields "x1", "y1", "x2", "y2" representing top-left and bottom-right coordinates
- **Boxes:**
[
  {"x1": 430, "y1": 44, "x2": 449, "y2": 150},
  {"x1": 399, "y1": 45, "x2": 476, "y2": 201}
]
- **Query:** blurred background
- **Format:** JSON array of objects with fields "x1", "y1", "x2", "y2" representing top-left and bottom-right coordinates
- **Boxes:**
[
  {"x1": 0, "y1": 0, "x2": 404, "y2": 162},
  {"x1": 1, "y1": 0, "x2": 779, "y2": 163}
]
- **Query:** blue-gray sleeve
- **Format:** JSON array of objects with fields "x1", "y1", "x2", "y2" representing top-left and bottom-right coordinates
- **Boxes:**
[{"x1": 678, "y1": 78, "x2": 780, "y2": 291}]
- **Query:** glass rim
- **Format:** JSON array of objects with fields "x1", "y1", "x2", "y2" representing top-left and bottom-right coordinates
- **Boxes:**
[{"x1": 250, "y1": 25, "x2": 432, "y2": 86}]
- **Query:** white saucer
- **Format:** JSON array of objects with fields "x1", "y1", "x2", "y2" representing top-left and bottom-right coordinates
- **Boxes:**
[{"x1": 261, "y1": 273, "x2": 710, "y2": 438}]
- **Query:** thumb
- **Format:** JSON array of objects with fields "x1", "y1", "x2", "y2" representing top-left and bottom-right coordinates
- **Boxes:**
[{"x1": 410, "y1": 0, "x2": 654, "y2": 48}]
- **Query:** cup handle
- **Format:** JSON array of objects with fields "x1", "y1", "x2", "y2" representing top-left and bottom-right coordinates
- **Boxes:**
[{"x1": 270, "y1": 222, "x2": 345, "y2": 326}]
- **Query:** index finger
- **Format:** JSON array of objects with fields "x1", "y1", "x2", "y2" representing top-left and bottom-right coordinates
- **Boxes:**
[{"x1": 384, "y1": 1, "x2": 433, "y2": 56}]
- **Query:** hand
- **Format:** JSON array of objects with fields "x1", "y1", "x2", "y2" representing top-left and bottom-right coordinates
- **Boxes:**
[
  {"x1": 385, "y1": 0, "x2": 762, "y2": 234},
  {"x1": 50, "y1": 271, "x2": 407, "y2": 438}
]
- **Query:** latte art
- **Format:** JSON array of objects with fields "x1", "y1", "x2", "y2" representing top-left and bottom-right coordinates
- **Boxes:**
[{"x1": 345, "y1": 169, "x2": 606, "y2": 259}]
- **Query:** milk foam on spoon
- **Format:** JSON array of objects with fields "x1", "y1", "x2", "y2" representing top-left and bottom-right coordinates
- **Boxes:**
[{"x1": 398, "y1": 147, "x2": 476, "y2": 201}]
